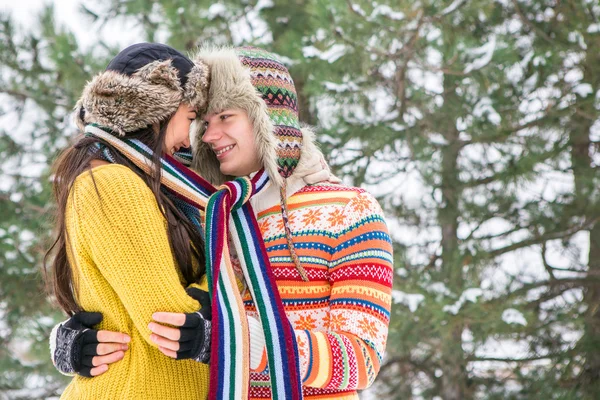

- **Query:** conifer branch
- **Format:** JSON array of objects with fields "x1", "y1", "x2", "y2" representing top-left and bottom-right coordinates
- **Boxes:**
[
  {"x1": 486, "y1": 218, "x2": 599, "y2": 259},
  {"x1": 469, "y1": 350, "x2": 574, "y2": 363},
  {"x1": 511, "y1": 0, "x2": 555, "y2": 45}
]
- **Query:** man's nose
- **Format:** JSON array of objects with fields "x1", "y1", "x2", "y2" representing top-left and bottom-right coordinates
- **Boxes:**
[{"x1": 201, "y1": 124, "x2": 220, "y2": 143}]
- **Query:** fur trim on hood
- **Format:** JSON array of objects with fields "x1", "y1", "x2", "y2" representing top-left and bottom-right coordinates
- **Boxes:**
[
  {"x1": 292, "y1": 125, "x2": 338, "y2": 185},
  {"x1": 190, "y1": 45, "x2": 337, "y2": 283},
  {"x1": 191, "y1": 46, "x2": 311, "y2": 187},
  {"x1": 74, "y1": 58, "x2": 209, "y2": 136}
]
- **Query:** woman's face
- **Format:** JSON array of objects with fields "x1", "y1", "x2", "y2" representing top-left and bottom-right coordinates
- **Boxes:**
[
  {"x1": 201, "y1": 109, "x2": 262, "y2": 177},
  {"x1": 164, "y1": 104, "x2": 196, "y2": 155}
]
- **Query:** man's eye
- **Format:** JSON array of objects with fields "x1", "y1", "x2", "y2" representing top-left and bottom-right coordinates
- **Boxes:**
[{"x1": 220, "y1": 114, "x2": 230, "y2": 121}]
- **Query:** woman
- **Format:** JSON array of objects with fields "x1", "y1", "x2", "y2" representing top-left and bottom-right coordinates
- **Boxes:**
[{"x1": 44, "y1": 42, "x2": 212, "y2": 399}]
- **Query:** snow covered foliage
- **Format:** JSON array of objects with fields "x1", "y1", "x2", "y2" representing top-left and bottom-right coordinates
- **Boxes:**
[
  {"x1": 301, "y1": 0, "x2": 599, "y2": 398},
  {"x1": 1, "y1": 0, "x2": 599, "y2": 399}
]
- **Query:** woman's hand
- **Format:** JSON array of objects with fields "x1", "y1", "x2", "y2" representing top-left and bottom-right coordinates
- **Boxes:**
[
  {"x1": 149, "y1": 287, "x2": 211, "y2": 363},
  {"x1": 52, "y1": 312, "x2": 130, "y2": 377}
]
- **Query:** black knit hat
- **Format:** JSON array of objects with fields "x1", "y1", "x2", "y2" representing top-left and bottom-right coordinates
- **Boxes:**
[
  {"x1": 106, "y1": 43, "x2": 195, "y2": 87},
  {"x1": 74, "y1": 42, "x2": 209, "y2": 136}
]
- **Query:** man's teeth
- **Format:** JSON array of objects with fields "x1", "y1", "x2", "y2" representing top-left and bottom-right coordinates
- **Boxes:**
[{"x1": 216, "y1": 145, "x2": 234, "y2": 155}]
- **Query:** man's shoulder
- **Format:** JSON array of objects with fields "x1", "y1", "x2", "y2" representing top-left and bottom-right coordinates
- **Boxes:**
[
  {"x1": 295, "y1": 182, "x2": 378, "y2": 208},
  {"x1": 297, "y1": 181, "x2": 367, "y2": 197},
  {"x1": 289, "y1": 182, "x2": 384, "y2": 218},
  {"x1": 290, "y1": 182, "x2": 386, "y2": 234}
]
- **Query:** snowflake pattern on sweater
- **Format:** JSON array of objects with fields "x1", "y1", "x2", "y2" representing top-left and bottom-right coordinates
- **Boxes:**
[{"x1": 246, "y1": 183, "x2": 394, "y2": 399}]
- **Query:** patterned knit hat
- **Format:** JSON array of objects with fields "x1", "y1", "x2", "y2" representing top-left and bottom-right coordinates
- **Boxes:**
[
  {"x1": 238, "y1": 47, "x2": 303, "y2": 179},
  {"x1": 191, "y1": 45, "x2": 308, "y2": 280},
  {"x1": 191, "y1": 46, "x2": 302, "y2": 187},
  {"x1": 74, "y1": 43, "x2": 210, "y2": 136}
]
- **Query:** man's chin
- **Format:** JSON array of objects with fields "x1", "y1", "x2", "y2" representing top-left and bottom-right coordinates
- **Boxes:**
[
  {"x1": 221, "y1": 166, "x2": 252, "y2": 178},
  {"x1": 220, "y1": 165, "x2": 237, "y2": 177}
]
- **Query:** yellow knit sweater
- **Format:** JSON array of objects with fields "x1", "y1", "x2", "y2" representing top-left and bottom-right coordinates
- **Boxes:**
[{"x1": 60, "y1": 164, "x2": 209, "y2": 400}]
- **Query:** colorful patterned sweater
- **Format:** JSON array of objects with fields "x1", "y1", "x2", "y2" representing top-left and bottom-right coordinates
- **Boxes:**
[
  {"x1": 246, "y1": 177, "x2": 394, "y2": 399},
  {"x1": 60, "y1": 165, "x2": 209, "y2": 400}
]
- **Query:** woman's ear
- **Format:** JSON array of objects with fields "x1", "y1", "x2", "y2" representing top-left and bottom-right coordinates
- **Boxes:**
[{"x1": 73, "y1": 100, "x2": 86, "y2": 131}]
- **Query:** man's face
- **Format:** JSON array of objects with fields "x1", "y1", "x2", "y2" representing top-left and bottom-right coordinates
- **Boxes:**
[{"x1": 201, "y1": 109, "x2": 262, "y2": 177}]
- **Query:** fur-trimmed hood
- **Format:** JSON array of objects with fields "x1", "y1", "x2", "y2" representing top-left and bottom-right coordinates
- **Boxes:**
[
  {"x1": 74, "y1": 44, "x2": 209, "y2": 136},
  {"x1": 191, "y1": 46, "x2": 315, "y2": 188},
  {"x1": 189, "y1": 45, "x2": 340, "y2": 283}
]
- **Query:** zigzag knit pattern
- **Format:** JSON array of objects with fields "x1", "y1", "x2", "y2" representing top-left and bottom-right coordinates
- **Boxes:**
[
  {"x1": 235, "y1": 47, "x2": 302, "y2": 179},
  {"x1": 246, "y1": 183, "x2": 394, "y2": 400}
]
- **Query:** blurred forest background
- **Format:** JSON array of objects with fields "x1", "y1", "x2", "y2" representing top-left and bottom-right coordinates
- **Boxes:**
[{"x1": 1, "y1": 0, "x2": 599, "y2": 399}]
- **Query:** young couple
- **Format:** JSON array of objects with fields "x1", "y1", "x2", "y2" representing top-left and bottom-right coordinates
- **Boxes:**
[{"x1": 46, "y1": 42, "x2": 393, "y2": 399}]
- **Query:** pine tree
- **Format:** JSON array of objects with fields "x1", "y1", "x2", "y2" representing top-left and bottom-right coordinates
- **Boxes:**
[
  {"x1": 2, "y1": 1, "x2": 599, "y2": 398},
  {"x1": 298, "y1": 0, "x2": 598, "y2": 398},
  {"x1": 507, "y1": 1, "x2": 600, "y2": 397}
]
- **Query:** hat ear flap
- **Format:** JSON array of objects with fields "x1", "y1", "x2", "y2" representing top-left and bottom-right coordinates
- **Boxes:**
[
  {"x1": 73, "y1": 100, "x2": 86, "y2": 131},
  {"x1": 184, "y1": 58, "x2": 210, "y2": 112},
  {"x1": 133, "y1": 59, "x2": 181, "y2": 92}
]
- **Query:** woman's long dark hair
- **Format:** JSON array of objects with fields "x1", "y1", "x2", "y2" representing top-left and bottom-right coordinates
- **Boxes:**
[{"x1": 43, "y1": 121, "x2": 205, "y2": 315}]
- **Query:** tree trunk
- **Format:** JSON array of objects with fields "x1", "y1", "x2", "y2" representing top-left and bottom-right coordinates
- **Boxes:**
[
  {"x1": 570, "y1": 39, "x2": 600, "y2": 397},
  {"x1": 438, "y1": 70, "x2": 468, "y2": 399}
]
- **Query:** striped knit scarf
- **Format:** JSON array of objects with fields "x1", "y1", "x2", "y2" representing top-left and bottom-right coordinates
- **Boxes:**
[{"x1": 85, "y1": 124, "x2": 303, "y2": 399}]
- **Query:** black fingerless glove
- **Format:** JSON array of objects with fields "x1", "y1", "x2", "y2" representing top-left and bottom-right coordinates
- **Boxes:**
[
  {"x1": 50, "y1": 312, "x2": 103, "y2": 377},
  {"x1": 175, "y1": 287, "x2": 212, "y2": 363}
]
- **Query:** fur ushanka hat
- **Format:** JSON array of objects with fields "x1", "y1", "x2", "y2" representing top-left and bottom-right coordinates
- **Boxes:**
[
  {"x1": 191, "y1": 46, "x2": 312, "y2": 280},
  {"x1": 74, "y1": 43, "x2": 209, "y2": 136},
  {"x1": 191, "y1": 46, "x2": 303, "y2": 188}
]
